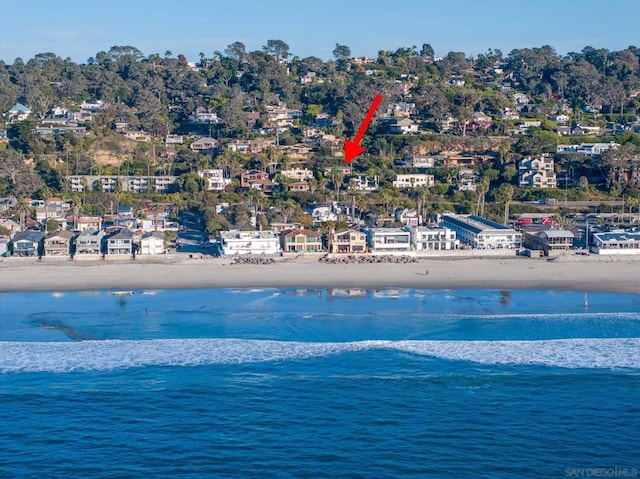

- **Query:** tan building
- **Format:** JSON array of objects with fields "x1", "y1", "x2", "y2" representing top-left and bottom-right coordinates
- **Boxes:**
[
  {"x1": 519, "y1": 155, "x2": 557, "y2": 188},
  {"x1": 328, "y1": 229, "x2": 367, "y2": 254},
  {"x1": 44, "y1": 230, "x2": 74, "y2": 257}
]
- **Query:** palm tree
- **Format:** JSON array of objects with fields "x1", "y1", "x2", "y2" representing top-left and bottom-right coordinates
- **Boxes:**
[
  {"x1": 495, "y1": 184, "x2": 515, "y2": 225},
  {"x1": 475, "y1": 180, "x2": 489, "y2": 216}
]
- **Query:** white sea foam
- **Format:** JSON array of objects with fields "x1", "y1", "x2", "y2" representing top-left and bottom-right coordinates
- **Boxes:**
[{"x1": 0, "y1": 338, "x2": 639, "y2": 373}]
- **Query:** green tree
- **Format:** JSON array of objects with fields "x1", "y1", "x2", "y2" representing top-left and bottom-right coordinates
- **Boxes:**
[
  {"x1": 332, "y1": 43, "x2": 351, "y2": 60},
  {"x1": 263, "y1": 39, "x2": 290, "y2": 61}
]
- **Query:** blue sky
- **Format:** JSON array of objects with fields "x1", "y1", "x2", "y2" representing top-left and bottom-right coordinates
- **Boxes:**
[{"x1": 1, "y1": 0, "x2": 639, "y2": 64}]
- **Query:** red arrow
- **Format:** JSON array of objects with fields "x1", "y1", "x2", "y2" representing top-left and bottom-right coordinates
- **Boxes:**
[{"x1": 344, "y1": 94, "x2": 382, "y2": 164}]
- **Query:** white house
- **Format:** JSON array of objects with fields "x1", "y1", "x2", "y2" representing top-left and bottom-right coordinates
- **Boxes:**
[
  {"x1": 440, "y1": 214, "x2": 522, "y2": 250},
  {"x1": 219, "y1": 230, "x2": 280, "y2": 255},
  {"x1": 388, "y1": 118, "x2": 419, "y2": 135},
  {"x1": 5, "y1": 103, "x2": 32, "y2": 122},
  {"x1": 140, "y1": 232, "x2": 166, "y2": 255},
  {"x1": 363, "y1": 228, "x2": 412, "y2": 255},
  {"x1": 591, "y1": 231, "x2": 640, "y2": 255},
  {"x1": 406, "y1": 226, "x2": 458, "y2": 251},
  {"x1": 199, "y1": 169, "x2": 231, "y2": 191},
  {"x1": 392, "y1": 174, "x2": 435, "y2": 189},
  {"x1": 280, "y1": 167, "x2": 313, "y2": 181},
  {"x1": 556, "y1": 142, "x2": 618, "y2": 157}
]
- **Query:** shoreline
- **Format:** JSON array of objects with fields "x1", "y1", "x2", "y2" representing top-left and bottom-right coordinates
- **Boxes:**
[{"x1": 1, "y1": 256, "x2": 640, "y2": 295}]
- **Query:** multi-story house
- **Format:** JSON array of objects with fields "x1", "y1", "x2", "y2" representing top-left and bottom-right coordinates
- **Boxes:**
[
  {"x1": 279, "y1": 167, "x2": 313, "y2": 181},
  {"x1": 11, "y1": 231, "x2": 44, "y2": 257},
  {"x1": 518, "y1": 155, "x2": 557, "y2": 188},
  {"x1": 76, "y1": 216, "x2": 103, "y2": 232},
  {"x1": 392, "y1": 174, "x2": 435, "y2": 189},
  {"x1": 74, "y1": 230, "x2": 105, "y2": 256},
  {"x1": 140, "y1": 232, "x2": 166, "y2": 255},
  {"x1": 406, "y1": 226, "x2": 458, "y2": 251},
  {"x1": 199, "y1": 169, "x2": 232, "y2": 191},
  {"x1": 106, "y1": 230, "x2": 134, "y2": 256},
  {"x1": 44, "y1": 230, "x2": 74, "y2": 257},
  {"x1": 219, "y1": 230, "x2": 280, "y2": 256},
  {"x1": 280, "y1": 229, "x2": 323, "y2": 253},
  {"x1": 440, "y1": 214, "x2": 522, "y2": 250},
  {"x1": 328, "y1": 229, "x2": 367, "y2": 254},
  {"x1": 190, "y1": 137, "x2": 219, "y2": 152},
  {"x1": 363, "y1": 228, "x2": 412, "y2": 254}
]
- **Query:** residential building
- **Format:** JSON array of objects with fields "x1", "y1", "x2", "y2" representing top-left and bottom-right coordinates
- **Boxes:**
[
  {"x1": 392, "y1": 174, "x2": 435, "y2": 189},
  {"x1": 140, "y1": 232, "x2": 166, "y2": 255},
  {"x1": 0, "y1": 237, "x2": 8, "y2": 257},
  {"x1": 519, "y1": 155, "x2": 557, "y2": 188},
  {"x1": 388, "y1": 118, "x2": 419, "y2": 135},
  {"x1": 406, "y1": 226, "x2": 458, "y2": 251},
  {"x1": 440, "y1": 214, "x2": 522, "y2": 249},
  {"x1": 280, "y1": 229, "x2": 323, "y2": 253},
  {"x1": 118, "y1": 204, "x2": 134, "y2": 218},
  {"x1": 310, "y1": 204, "x2": 339, "y2": 224},
  {"x1": 241, "y1": 169, "x2": 269, "y2": 188},
  {"x1": 106, "y1": 230, "x2": 134, "y2": 256},
  {"x1": 165, "y1": 134, "x2": 184, "y2": 145},
  {"x1": 348, "y1": 175, "x2": 379, "y2": 192},
  {"x1": 328, "y1": 229, "x2": 367, "y2": 254},
  {"x1": 523, "y1": 230, "x2": 575, "y2": 255},
  {"x1": 279, "y1": 167, "x2": 313, "y2": 181},
  {"x1": 74, "y1": 230, "x2": 105, "y2": 256},
  {"x1": 76, "y1": 216, "x2": 103, "y2": 232},
  {"x1": 396, "y1": 155, "x2": 440, "y2": 169},
  {"x1": 363, "y1": 228, "x2": 412, "y2": 254},
  {"x1": 556, "y1": 142, "x2": 618, "y2": 157},
  {"x1": 5, "y1": 103, "x2": 32, "y2": 122},
  {"x1": 44, "y1": 230, "x2": 74, "y2": 257},
  {"x1": 591, "y1": 231, "x2": 640, "y2": 255},
  {"x1": 67, "y1": 175, "x2": 177, "y2": 193},
  {"x1": 395, "y1": 208, "x2": 421, "y2": 227},
  {"x1": 190, "y1": 137, "x2": 219, "y2": 152},
  {"x1": 11, "y1": 231, "x2": 44, "y2": 257},
  {"x1": 199, "y1": 169, "x2": 232, "y2": 191},
  {"x1": 219, "y1": 230, "x2": 280, "y2": 256},
  {"x1": 287, "y1": 181, "x2": 310, "y2": 192}
]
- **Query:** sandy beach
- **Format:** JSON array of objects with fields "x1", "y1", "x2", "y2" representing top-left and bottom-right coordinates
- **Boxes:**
[{"x1": 1, "y1": 256, "x2": 640, "y2": 294}]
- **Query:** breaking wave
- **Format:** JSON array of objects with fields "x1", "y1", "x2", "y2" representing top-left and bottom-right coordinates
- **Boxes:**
[{"x1": 1, "y1": 338, "x2": 639, "y2": 373}]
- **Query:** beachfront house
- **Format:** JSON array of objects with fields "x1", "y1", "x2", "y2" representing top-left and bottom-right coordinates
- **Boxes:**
[
  {"x1": 523, "y1": 230, "x2": 575, "y2": 256},
  {"x1": 591, "y1": 231, "x2": 640, "y2": 255},
  {"x1": 440, "y1": 214, "x2": 522, "y2": 250},
  {"x1": 140, "y1": 231, "x2": 166, "y2": 255},
  {"x1": 328, "y1": 229, "x2": 367, "y2": 254},
  {"x1": 280, "y1": 229, "x2": 323, "y2": 253},
  {"x1": 44, "y1": 230, "x2": 74, "y2": 257},
  {"x1": 74, "y1": 229, "x2": 105, "y2": 257},
  {"x1": 106, "y1": 230, "x2": 134, "y2": 256},
  {"x1": 363, "y1": 228, "x2": 412, "y2": 255},
  {"x1": 406, "y1": 226, "x2": 459, "y2": 252},
  {"x1": 10, "y1": 231, "x2": 44, "y2": 257},
  {"x1": 219, "y1": 230, "x2": 280, "y2": 256}
]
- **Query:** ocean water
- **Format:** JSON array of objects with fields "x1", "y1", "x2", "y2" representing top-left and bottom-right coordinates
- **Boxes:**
[{"x1": 1, "y1": 287, "x2": 639, "y2": 478}]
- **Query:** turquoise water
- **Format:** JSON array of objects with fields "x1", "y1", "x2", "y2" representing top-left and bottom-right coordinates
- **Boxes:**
[{"x1": 1, "y1": 288, "x2": 639, "y2": 478}]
